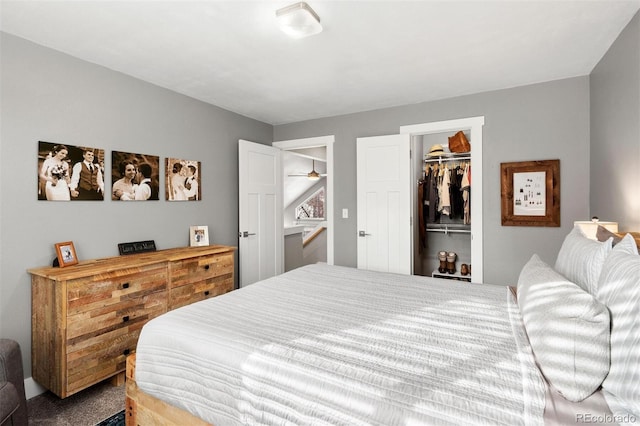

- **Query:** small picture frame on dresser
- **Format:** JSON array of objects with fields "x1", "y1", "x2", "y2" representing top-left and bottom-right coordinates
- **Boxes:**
[
  {"x1": 54, "y1": 241, "x2": 78, "y2": 267},
  {"x1": 190, "y1": 226, "x2": 209, "y2": 247}
]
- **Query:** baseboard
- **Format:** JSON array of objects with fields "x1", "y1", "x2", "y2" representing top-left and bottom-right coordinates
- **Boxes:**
[{"x1": 25, "y1": 376, "x2": 47, "y2": 399}]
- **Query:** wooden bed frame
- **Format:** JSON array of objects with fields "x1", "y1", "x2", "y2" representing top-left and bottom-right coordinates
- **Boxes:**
[{"x1": 125, "y1": 354, "x2": 210, "y2": 426}]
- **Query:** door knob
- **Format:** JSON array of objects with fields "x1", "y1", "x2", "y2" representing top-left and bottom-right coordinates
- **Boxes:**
[
  {"x1": 241, "y1": 231, "x2": 257, "y2": 238},
  {"x1": 358, "y1": 230, "x2": 371, "y2": 237}
]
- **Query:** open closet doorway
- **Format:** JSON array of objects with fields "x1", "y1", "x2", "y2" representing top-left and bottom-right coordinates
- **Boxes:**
[
  {"x1": 401, "y1": 117, "x2": 484, "y2": 283},
  {"x1": 273, "y1": 136, "x2": 334, "y2": 271}
]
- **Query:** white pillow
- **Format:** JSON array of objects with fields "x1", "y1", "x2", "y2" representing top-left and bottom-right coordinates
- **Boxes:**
[
  {"x1": 518, "y1": 254, "x2": 610, "y2": 402},
  {"x1": 597, "y1": 234, "x2": 640, "y2": 416},
  {"x1": 555, "y1": 225, "x2": 612, "y2": 293}
]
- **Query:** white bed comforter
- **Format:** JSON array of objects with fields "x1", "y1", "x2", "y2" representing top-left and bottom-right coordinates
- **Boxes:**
[{"x1": 135, "y1": 263, "x2": 545, "y2": 425}]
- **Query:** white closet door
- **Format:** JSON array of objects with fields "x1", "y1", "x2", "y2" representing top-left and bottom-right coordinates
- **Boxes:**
[{"x1": 356, "y1": 134, "x2": 411, "y2": 274}]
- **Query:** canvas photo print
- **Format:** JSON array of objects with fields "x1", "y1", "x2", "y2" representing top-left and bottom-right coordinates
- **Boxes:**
[
  {"x1": 38, "y1": 141, "x2": 105, "y2": 201},
  {"x1": 111, "y1": 151, "x2": 160, "y2": 201},
  {"x1": 166, "y1": 158, "x2": 201, "y2": 201}
]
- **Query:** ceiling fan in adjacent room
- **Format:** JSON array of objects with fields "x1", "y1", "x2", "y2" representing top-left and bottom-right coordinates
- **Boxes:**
[{"x1": 287, "y1": 160, "x2": 326, "y2": 180}]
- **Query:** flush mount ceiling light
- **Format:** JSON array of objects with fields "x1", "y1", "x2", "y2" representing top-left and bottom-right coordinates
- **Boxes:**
[{"x1": 276, "y1": 2, "x2": 322, "y2": 39}]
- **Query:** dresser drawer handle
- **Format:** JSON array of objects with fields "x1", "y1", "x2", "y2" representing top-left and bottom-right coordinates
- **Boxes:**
[
  {"x1": 204, "y1": 265, "x2": 210, "y2": 270},
  {"x1": 123, "y1": 316, "x2": 130, "y2": 322},
  {"x1": 204, "y1": 291, "x2": 210, "y2": 296},
  {"x1": 122, "y1": 283, "x2": 130, "y2": 289},
  {"x1": 123, "y1": 349, "x2": 131, "y2": 356}
]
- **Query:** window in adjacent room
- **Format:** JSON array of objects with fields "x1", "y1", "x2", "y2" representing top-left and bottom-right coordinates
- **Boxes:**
[{"x1": 295, "y1": 187, "x2": 325, "y2": 220}]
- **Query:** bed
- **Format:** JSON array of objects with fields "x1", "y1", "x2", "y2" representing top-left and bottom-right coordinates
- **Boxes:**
[{"x1": 126, "y1": 228, "x2": 640, "y2": 426}]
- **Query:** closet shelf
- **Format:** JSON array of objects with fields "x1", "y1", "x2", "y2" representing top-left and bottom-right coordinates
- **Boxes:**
[
  {"x1": 426, "y1": 223, "x2": 471, "y2": 235},
  {"x1": 424, "y1": 153, "x2": 471, "y2": 164}
]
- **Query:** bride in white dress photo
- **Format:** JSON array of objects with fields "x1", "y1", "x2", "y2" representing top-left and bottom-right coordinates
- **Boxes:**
[{"x1": 39, "y1": 144, "x2": 71, "y2": 201}]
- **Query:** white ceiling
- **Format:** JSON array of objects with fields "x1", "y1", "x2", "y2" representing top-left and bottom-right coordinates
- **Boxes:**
[{"x1": 1, "y1": 1, "x2": 639, "y2": 125}]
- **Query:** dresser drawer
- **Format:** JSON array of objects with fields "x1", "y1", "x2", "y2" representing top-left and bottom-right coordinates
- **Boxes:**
[
  {"x1": 168, "y1": 253, "x2": 233, "y2": 289},
  {"x1": 65, "y1": 289, "x2": 166, "y2": 395},
  {"x1": 169, "y1": 273, "x2": 233, "y2": 310},
  {"x1": 67, "y1": 288, "x2": 167, "y2": 342},
  {"x1": 66, "y1": 264, "x2": 167, "y2": 316},
  {"x1": 66, "y1": 327, "x2": 141, "y2": 395}
]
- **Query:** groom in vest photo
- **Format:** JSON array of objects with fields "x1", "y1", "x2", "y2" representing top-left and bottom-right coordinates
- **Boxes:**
[{"x1": 70, "y1": 148, "x2": 104, "y2": 200}]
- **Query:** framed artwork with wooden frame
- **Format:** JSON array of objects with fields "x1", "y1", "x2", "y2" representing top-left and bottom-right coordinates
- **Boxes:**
[
  {"x1": 501, "y1": 159, "x2": 560, "y2": 227},
  {"x1": 54, "y1": 241, "x2": 78, "y2": 267}
]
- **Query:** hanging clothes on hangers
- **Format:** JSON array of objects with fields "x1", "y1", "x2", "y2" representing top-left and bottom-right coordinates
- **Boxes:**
[
  {"x1": 449, "y1": 163, "x2": 465, "y2": 220},
  {"x1": 461, "y1": 163, "x2": 471, "y2": 225},
  {"x1": 417, "y1": 176, "x2": 426, "y2": 252},
  {"x1": 439, "y1": 165, "x2": 451, "y2": 216},
  {"x1": 419, "y1": 160, "x2": 471, "y2": 230},
  {"x1": 426, "y1": 165, "x2": 439, "y2": 224}
]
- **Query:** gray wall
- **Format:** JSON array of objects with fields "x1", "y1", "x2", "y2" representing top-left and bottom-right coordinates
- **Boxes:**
[
  {"x1": 275, "y1": 77, "x2": 591, "y2": 286},
  {"x1": 0, "y1": 33, "x2": 273, "y2": 377},
  {"x1": 590, "y1": 11, "x2": 640, "y2": 232}
]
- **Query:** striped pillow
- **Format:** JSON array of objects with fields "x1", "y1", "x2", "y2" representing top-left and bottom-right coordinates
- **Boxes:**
[
  {"x1": 518, "y1": 254, "x2": 610, "y2": 402},
  {"x1": 597, "y1": 234, "x2": 640, "y2": 416},
  {"x1": 555, "y1": 225, "x2": 612, "y2": 294}
]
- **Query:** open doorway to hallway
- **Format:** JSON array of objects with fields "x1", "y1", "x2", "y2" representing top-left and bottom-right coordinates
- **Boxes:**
[
  {"x1": 273, "y1": 136, "x2": 334, "y2": 271},
  {"x1": 283, "y1": 148, "x2": 327, "y2": 270}
]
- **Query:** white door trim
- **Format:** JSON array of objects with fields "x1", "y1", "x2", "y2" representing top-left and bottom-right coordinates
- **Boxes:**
[
  {"x1": 273, "y1": 135, "x2": 335, "y2": 265},
  {"x1": 400, "y1": 116, "x2": 485, "y2": 283}
]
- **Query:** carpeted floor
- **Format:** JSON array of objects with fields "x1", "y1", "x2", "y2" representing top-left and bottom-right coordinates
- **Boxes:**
[{"x1": 27, "y1": 380, "x2": 125, "y2": 425}]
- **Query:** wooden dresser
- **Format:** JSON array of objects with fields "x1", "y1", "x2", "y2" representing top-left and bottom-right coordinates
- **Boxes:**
[{"x1": 28, "y1": 245, "x2": 235, "y2": 398}]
